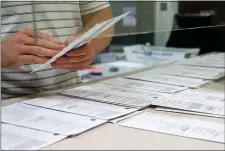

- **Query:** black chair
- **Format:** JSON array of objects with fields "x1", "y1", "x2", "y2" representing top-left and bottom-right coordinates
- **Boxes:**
[{"x1": 166, "y1": 14, "x2": 225, "y2": 55}]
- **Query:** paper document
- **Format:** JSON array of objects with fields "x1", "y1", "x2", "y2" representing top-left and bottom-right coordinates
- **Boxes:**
[
  {"x1": 123, "y1": 45, "x2": 199, "y2": 63},
  {"x1": 126, "y1": 72, "x2": 212, "y2": 88},
  {"x1": 119, "y1": 112, "x2": 224, "y2": 143},
  {"x1": 60, "y1": 83, "x2": 171, "y2": 108},
  {"x1": 155, "y1": 107, "x2": 225, "y2": 118},
  {"x1": 1, "y1": 123, "x2": 66, "y2": 150},
  {"x1": 176, "y1": 53, "x2": 225, "y2": 68},
  {"x1": 2, "y1": 103, "x2": 106, "y2": 136},
  {"x1": 151, "y1": 90, "x2": 224, "y2": 116},
  {"x1": 150, "y1": 64, "x2": 225, "y2": 80},
  {"x1": 31, "y1": 12, "x2": 130, "y2": 73},
  {"x1": 110, "y1": 111, "x2": 143, "y2": 124},
  {"x1": 22, "y1": 95, "x2": 137, "y2": 120},
  {"x1": 105, "y1": 61, "x2": 145, "y2": 68},
  {"x1": 101, "y1": 77, "x2": 187, "y2": 93},
  {"x1": 171, "y1": 89, "x2": 224, "y2": 102}
]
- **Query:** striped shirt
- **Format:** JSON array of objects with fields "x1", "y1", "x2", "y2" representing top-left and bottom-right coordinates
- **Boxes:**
[{"x1": 1, "y1": 1, "x2": 110, "y2": 100}]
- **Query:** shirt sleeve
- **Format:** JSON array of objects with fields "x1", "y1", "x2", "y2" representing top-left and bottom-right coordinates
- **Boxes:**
[{"x1": 79, "y1": 0, "x2": 110, "y2": 15}]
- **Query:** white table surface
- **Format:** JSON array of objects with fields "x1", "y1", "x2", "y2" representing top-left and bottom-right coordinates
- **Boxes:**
[{"x1": 2, "y1": 64, "x2": 225, "y2": 150}]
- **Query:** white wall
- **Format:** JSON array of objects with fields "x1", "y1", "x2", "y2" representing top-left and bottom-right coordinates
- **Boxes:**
[
  {"x1": 109, "y1": 1, "x2": 178, "y2": 46},
  {"x1": 154, "y1": 2, "x2": 178, "y2": 46}
]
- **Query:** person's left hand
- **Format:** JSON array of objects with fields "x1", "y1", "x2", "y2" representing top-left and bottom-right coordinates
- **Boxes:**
[{"x1": 51, "y1": 35, "x2": 95, "y2": 71}]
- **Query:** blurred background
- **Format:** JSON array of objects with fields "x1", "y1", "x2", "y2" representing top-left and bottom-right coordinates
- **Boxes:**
[
  {"x1": 79, "y1": 1, "x2": 225, "y2": 81},
  {"x1": 109, "y1": 1, "x2": 225, "y2": 53}
]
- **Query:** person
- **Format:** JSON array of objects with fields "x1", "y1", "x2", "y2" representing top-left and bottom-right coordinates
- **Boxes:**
[{"x1": 1, "y1": 1, "x2": 114, "y2": 100}]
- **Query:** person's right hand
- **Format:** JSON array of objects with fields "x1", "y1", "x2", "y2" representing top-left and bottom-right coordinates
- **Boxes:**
[{"x1": 1, "y1": 27, "x2": 65, "y2": 70}]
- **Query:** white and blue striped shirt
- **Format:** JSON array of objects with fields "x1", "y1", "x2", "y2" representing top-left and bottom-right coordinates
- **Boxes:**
[{"x1": 1, "y1": 1, "x2": 110, "y2": 100}]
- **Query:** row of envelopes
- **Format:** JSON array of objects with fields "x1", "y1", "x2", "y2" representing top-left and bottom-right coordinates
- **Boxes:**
[{"x1": 2, "y1": 52, "x2": 225, "y2": 150}]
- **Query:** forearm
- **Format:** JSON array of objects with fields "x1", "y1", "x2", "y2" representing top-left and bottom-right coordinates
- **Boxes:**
[
  {"x1": 88, "y1": 29, "x2": 114, "y2": 54},
  {"x1": 78, "y1": 8, "x2": 114, "y2": 54},
  {"x1": 80, "y1": 28, "x2": 114, "y2": 54}
]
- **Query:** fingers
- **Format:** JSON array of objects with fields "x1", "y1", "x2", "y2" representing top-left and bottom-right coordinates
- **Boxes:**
[
  {"x1": 67, "y1": 46, "x2": 95, "y2": 57},
  {"x1": 55, "y1": 55, "x2": 89, "y2": 63},
  {"x1": 15, "y1": 33, "x2": 65, "y2": 50},
  {"x1": 36, "y1": 38, "x2": 65, "y2": 50},
  {"x1": 55, "y1": 51, "x2": 94, "y2": 64},
  {"x1": 19, "y1": 27, "x2": 63, "y2": 44},
  {"x1": 20, "y1": 27, "x2": 53, "y2": 41},
  {"x1": 19, "y1": 44, "x2": 60, "y2": 57},
  {"x1": 15, "y1": 32, "x2": 64, "y2": 57},
  {"x1": 66, "y1": 46, "x2": 88, "y2": 56},
  {"x1": 56, "y1": 46, "x2": 95, "y2": 63},
  {"x1": 20, "y1": 55, "x2": 50, "y2": 64},
  {"x1": 51, "y1": 59, "x2": 92, "y2": 69},
  {"x1": 52, "y1": 43, "x2": 95, "y2": 70}
]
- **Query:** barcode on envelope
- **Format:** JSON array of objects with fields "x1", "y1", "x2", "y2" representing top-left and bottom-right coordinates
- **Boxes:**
[
  {"x1": 206, "y1": 96, "x2": 219, "y2": 101},
  {"x1": 187, "y1": 103, "x2": 204, "y2": 109}
]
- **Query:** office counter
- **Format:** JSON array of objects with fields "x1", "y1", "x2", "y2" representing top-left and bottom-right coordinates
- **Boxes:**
[{"x1": 2, "y1": 65, "x2": 225, "y2": 150}]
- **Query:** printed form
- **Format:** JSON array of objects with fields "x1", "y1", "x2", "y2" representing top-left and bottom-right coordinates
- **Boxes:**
[
  {"x1": 155, "y1": 107, "x2": 224, "y2": 118},
  {"x1": 119, "y1": 112, "x2": 224, "y2": 143},
  {"x1": 100, "y1": 77, "x2": 188, "y2": 93},
  {"x1": 126, "y1": 72, "x2": 212, "y2": 88},
  {"x1": 149, "y1": 64, "x2": 225, "y2": 80},
  {"x1": 22, "y1": 95, "x2": 137, "y2": 120},
  {"x1": 60, "y1": 83, "x2": 171, "y2": 108},
  {"x1": 176, "y1": 53, "x2": 225, "y2": 68},
  {"x1": 2, "y1": 103, "x2": 106, "y2": 136},
  {"x1": 151, "y1": 90, "x2": 224, "y2": 116},
  {"x1": 1, "y1": 123, "x2": 66, "y2": 150},
  {"x1": 170, "y1": 89, "x2": 224, "y2": 102},
  {"x1": 110, "y1": 111, "x2": 143, "y2": 124}
]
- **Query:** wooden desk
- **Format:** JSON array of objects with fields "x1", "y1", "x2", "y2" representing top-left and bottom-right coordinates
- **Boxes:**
[{"x1": 2, "y1": 65, "x2": 224, "y2": 150}]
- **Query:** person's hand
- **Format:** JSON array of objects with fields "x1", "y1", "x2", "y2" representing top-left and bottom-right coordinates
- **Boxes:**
[
  {"x1": 51, "y1": 34, "x2": 95, "y2": 71},
  {"x1": 1, "y1": 27, "x2": 65, "y2": 70}
]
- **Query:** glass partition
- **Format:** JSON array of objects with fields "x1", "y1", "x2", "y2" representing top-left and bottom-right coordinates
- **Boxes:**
[{"x1": 83, "y1": 1, "x2": 225, "y2": 82}]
